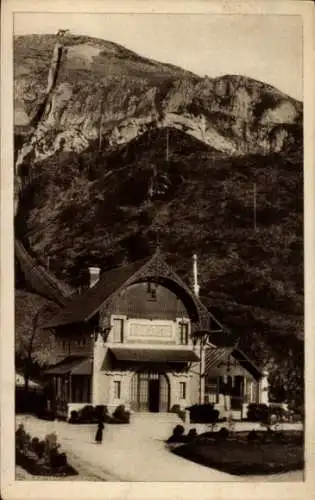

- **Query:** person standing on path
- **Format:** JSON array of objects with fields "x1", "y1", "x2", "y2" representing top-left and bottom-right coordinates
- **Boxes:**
[{"x1": 95, "y1": 419, "x2": 104, "y2": 444}]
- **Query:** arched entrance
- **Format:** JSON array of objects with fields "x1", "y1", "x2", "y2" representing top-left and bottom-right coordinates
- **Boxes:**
[{"x1": 130, "y1": 371, "x2": 170, "y2": 412}]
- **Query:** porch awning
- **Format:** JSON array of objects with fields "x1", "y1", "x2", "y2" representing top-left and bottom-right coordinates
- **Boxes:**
[
  {"x1": 205, "y1": 348, "x2": 234, "y2": 371},
  {"x1": 109, "y1": 348, "x2": 200, "y2": 363},
  {"x1": 205, "y1": 347, "x2": 262, "y2": 381},
  {"x1": 44, "y1": 356, "x2": 92, "y2": 376}
]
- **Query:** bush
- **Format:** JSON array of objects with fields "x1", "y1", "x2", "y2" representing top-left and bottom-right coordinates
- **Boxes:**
[
  {"x1": 79, "y1": 405, "x2": 95, "y2": 421},
  {"x1": 24, "y1": 433, "x2": 32, "y2": 450},
  {"x1": 112, "y1": 405, "x2": 130, "y2": 424},
  {"x1": 171, "y1": 404, "x2": 181, "y2": 414},
  {"x1": 167, "y1": 424, "x2": 186, "y2": 443},
  {"x1": 95, "y1": 405, "x2": 108, "y2": 421},
  {"x1": 247, "y1": 404, "x2": 269, "y2": 422},
  {"x1": 30, "y1": 437, "x2": 39, "y2": 453},
  {"x1": 16, "y1": 424, "x2": 27, "y2": 450},
  {"x1": 15, "y1": 426, "x2": 76, "y2": 476},
  {"x1": 269, "y1": 406, "x2": 293, "y2": 423},
  {"x1": 69, "y1": 410, "x2": 79, "y2": 423},
  {"x1": 36, "y1": 440, "x2": 46, "y2": 459},
  {"x1": 187, "y1": 428, "x2": 198, "y2": 441},
  {"x1": 174, "y1": 424, "x2": 185, "y2": 436},
  {"x1": 44, "y1": 432, "x2": 59, "y2": 459},
  {"x1": 68, "y1": 405, "x2": 130, "y2": 425},
  {"x1": 188, "y1": 404, "x2": 219, "y2": 424}
]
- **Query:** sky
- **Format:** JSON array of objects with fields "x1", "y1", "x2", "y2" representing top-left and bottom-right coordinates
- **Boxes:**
[{"x1": 14, "y1": 13, "x2": 303, "y2": 100}]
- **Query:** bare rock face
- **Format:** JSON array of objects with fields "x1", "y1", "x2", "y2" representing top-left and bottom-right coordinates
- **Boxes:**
[
  {"x1": 14, "y1": 34, "x2": 302, "y2": 176},
  {"x1": 261, "y1": 100, "x2": 300, "y2": 125}
]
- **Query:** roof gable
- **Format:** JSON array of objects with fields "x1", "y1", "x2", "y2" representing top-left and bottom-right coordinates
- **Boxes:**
[
  {"x1": 44, "y1": 252, "x2": 210, "y2": 328},
  {"x1": 44, "y1": 256, "x2": 151, "y2": 327},
  {"x1": 205, "y1": 346, "x2": 262, "y2": 380}
]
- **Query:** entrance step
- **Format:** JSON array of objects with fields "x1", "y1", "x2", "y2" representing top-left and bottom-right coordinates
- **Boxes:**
[
  {"x1": 224, "y1": 410, "x2": 242, "y2": 420},
  {"x1": 132, "y1": 412, "x2": 183, "y2": 423}
]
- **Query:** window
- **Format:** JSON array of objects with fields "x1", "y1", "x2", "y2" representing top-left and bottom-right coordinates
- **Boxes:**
[
  {"x1": 179, "y1": 382, "x2": 186, "y2": 399},
  {"x1": 71, "y1": 376, "x2": 91, "y2": 403},
  {"x1": 112, "y1": 318, "x2": 124, "y2": 343},
  {"x1": 179, "y1": 322, "x2": 189, "y2": 345},
  {"x1": 114, "y1": 381, "x2": 121, "y2": 399},
  {"x1": 205, "y1": 376, "x2": 219, "y2": 404},
  {"x1": 147, "y1": 282, "x2": 157, "y2": 300}
]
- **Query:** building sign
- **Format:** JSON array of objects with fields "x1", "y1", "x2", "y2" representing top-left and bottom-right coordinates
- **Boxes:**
[{"x1": 128, "y1": 321, "x2": 173, "y2": 341}]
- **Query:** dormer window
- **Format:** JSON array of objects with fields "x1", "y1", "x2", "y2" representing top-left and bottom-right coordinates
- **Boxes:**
[{"x1": 147, "y1": 282, "x2": 157, "y2": 301}]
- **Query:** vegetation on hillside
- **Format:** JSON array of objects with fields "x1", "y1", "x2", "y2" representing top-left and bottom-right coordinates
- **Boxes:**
[{"x1": 15, "y1": 127, "x2": 303, "y2": 405}]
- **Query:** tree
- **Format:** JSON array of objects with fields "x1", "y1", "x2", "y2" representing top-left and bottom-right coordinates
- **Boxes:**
[{"x1": 15, "y1": 290, "x2": 60, "y2": 390}]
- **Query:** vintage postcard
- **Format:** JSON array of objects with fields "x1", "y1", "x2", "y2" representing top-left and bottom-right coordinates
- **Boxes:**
[{"x1": 1, "y1": 0, "x2": 314, "y2": 499}]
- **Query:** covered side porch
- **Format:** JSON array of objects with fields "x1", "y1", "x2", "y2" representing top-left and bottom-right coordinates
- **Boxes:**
[
  {"x1": 44, "y1": 356, "x2": 93, "y2": 419},
  {"x1": 204, "y1": 347, "x2": 268, "y2": 419}
]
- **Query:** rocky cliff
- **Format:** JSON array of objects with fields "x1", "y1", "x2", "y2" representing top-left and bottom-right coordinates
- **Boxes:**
[{"x1": 15, "y1": 34, "x2": 302, "y2": 177}]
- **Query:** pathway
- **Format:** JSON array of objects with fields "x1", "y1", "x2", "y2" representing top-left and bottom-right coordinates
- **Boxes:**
[{"x1": 15, "y1": 414, "x2": 303, "y2": 482}]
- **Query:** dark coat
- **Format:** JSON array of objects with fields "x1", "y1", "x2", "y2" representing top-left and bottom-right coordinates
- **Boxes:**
[{"x1": 95, "y1": 421, "x2": 104, "y2": 443}]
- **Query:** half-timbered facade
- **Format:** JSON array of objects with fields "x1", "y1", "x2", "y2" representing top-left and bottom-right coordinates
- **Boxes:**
[{"x1": 43, "y1": 251, "x2": 268, "y2": 420}]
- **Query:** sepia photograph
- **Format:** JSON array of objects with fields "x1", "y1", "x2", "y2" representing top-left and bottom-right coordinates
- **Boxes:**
[{"x1": 1, "y1": 1, "x2": 315, "y2": 499}]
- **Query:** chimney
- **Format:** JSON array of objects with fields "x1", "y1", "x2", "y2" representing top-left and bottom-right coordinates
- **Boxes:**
[
  {"x1": 88, "y1": 266, "x2": 100, "y2": 288},
  {"x1": 192, "y1": 254, "x2": 200, "y2": 297}
]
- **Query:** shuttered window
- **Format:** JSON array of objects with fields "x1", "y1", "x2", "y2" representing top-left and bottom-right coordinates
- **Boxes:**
[
  {"x1": 179, "y1": 322, "x2": 189, "y2": 345},
  {"x1": 112, "y1": 318, "x2": 124, "y2": 343},
  {"x1": 114, "y1": 381, "x2": 121, "y2": 399},
  {"x1": 179, "y1": 382, "x2": 186, "y2": 399}
]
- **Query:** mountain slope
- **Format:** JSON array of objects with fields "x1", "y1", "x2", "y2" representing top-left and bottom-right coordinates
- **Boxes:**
[{"x1": 16, "y1": 127, "x2": 303, "y2": 330}]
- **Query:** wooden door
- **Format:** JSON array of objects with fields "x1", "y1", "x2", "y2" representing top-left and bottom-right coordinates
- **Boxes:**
[{"x1": 159, "y1": 374, "x2": 170, "y2": 412}]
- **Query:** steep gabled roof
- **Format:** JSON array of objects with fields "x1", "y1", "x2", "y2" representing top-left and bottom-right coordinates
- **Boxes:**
[
  {"x1": 15, "y1": 239, "x2": 74, "y2": 307},
  {"x1": 44, "y1": 356, "x2": 92, "y2": 376},
  {"x1": 44, "y1": 256, "x2": 151, "y2": 327},
  {"x1": 205, "y1": 346, "x2": 263, "y2": 380},
  {"x1": 44, "y1": 252, "x2": 211, "y2": 329}
]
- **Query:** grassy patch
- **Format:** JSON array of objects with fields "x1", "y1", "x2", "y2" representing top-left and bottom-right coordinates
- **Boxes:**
[{"x1": 172, "y1": 431, "x2": 304, "y2": 476}]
